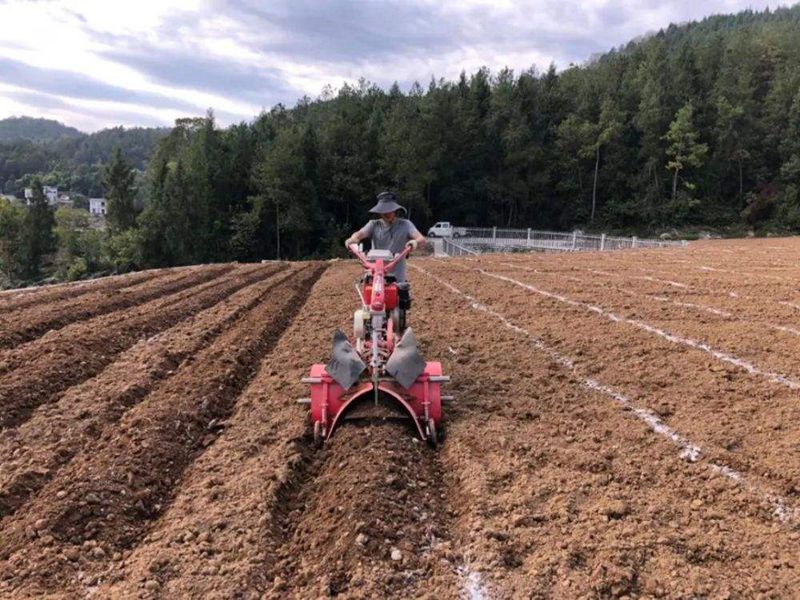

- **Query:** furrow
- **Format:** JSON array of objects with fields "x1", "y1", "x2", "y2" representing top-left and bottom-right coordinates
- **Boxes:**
[
  {"x1": 0, "y1": 264, "x2": 234, "y2": 349},
  {"x1": 0, "y1": 267, "x2": 175, "y2": 312},
  {"x1": 91, "y1": 262, "x2": 461, "y2": 600},
  {"x1": 0, "y1": 263, "x2": 285, "y2": 430},
  {"x1": 0, "y1": 265, "x2": 292, "y2": 521},
  {"x1": 254, "y1": 424, "x2": 460, "y2": 599},
  {"x1": 0, "y1": 263, "x2": 325, "y2": 597},
  {"x1": 90, "y1": 264, "x2": 357, "y2": 599}
]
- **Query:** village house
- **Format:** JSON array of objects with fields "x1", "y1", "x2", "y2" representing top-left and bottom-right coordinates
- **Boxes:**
[
  {"x1": 24, "y1": 185, "x2": 59, "y2": 206},
  {"x1": 89, "y1": 198, "x2": 107, "y2": 216}
]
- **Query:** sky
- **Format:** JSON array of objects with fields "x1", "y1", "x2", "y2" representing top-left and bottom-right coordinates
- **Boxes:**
[{"x1": 0, "y1": 0, "x2": 792, "y2": 132}]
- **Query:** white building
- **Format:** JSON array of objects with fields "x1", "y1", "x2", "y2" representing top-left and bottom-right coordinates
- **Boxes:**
[
  {"x1": 89, "y1": 198, "x2": 107, "y2": 216},
  {"x1": 24, "y1": 186, "x2": 59, "y2": 206}
]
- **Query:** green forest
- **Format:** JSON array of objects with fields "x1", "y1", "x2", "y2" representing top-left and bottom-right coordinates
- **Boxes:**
[
  {"x1": 0, "y1": 118, "x2": 166, "y2": 199},
  {"x1": 2, "y1": 6, "x2": 800, "y2": 286}
]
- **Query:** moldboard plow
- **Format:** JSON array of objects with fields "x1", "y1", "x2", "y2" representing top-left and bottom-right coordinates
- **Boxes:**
[{"x1": 301, "y1": 244, "x2": 448, "y2": 447}]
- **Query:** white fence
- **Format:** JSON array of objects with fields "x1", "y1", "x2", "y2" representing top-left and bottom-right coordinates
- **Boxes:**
[{"x1": 441, "y1": 227, "x2": 686, "y2": 256}]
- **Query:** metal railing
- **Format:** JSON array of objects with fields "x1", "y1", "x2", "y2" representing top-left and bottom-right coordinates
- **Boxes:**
[
  {"x1": 440, "y1": 227, "x2": 686, "y2": 256},
  {"x1": 442, "y1": 238, "x2": 478, "y2": 256}
]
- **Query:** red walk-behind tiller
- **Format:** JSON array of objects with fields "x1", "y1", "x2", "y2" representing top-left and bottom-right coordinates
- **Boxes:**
[{"x1": 301, "y1": 243, "x2": 449, "y2": 447}]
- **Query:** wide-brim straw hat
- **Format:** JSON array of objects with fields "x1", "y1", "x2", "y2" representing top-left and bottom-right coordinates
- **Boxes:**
[{"x1": 368, "y1": 192, "x2": 406, "y2": 214}]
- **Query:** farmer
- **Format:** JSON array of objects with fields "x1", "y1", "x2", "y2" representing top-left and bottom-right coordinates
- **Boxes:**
[{"x1": 344, "y1": 191, "x2": 425, "y2": 283}]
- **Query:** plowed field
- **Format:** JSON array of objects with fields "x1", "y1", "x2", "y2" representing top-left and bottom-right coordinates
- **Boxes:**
[{"x1": 2, "y1": 238, "x2": 800, "y2": 599}]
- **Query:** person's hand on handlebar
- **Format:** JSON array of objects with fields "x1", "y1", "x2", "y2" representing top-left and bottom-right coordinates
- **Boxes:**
[
  {"x1": 405, "y1": 239, "x2": 418, "y2": 253},
  {"x1": 344, "y1": 236, "x2": 358, "y2": 249}
]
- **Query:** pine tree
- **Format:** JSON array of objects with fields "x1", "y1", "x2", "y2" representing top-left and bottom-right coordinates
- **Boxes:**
[
  {"x1": 591, "y1": 98, "x2": 622, "y2": 223},
  {"x1": 664, "y1": 102, "x2": 709, "y2": 202},
  {"x1": 0, "y1": 200, "x2": 25, "y2": 284},
  {"x1": 21, "y1": 178, "x2": 56, "y2": 277},
  {"x1": 104, "y1": 147, "x2": 136, "y2": 232},
  {"x1": 251, "y1": 126, "x2": 319, "y2": 259}
]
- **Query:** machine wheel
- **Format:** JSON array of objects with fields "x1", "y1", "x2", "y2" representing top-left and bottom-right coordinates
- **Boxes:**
[
  {"x1": 437, "y1": 422, "x2": 446, "y2": 443},
  {"x1": 426, "y1": 418, "x2": 438, "y2": 448},
  {"x1": 453, "y1": 232, "x2": 461, "y2": 239},
  {"x1": 313, "y1": 421, "x2": 325, "y2": 448}
]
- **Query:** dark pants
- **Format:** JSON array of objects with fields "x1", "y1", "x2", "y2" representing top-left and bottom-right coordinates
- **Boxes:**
[{"x1": 397, "y1": 282, "x2": 411, "y2": 331}]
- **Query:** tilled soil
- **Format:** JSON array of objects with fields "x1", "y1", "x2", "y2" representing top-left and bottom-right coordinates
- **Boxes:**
[
  {"x1": 0, "y1": 264, "x2": 296, "y2": 520},
  {"x1": 0, "y1": 267, "x2": 176, "y2": 312},
  {"x1": 0, "y1": 262, "x2": 285, "y2": 429},
  {"x1": 2, "y1": 239, "x2": 800, "y2": 598},
  {"x1": 0, "y1": 264, "x2": 233, "y2": 349}
]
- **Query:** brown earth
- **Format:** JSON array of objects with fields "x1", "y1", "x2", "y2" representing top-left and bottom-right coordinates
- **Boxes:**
[
  {"x1": 1, "y1": 238, "x2": 800, "y2": 598},
  {"x1": 0, "y1": 267, "x2": 176, "y2": 311},
  {"x1": 0, "y1": 264, "x2": 234, "y2": 348},
  {"x1": 0, "y1": 263, "x2": 295, "y2": 520},
  {"x1": 0, "y1": 262, "x2": 285, "y2": 429}
]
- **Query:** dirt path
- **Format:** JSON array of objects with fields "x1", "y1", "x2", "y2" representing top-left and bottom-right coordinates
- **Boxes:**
[{"x1": 0, "y1": 263, "x2": 325, "y2": 597}]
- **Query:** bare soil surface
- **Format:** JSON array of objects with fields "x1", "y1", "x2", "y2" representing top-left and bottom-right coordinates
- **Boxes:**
[
  {"x1": 2, "y1": 238, "x2": 800, "y2": 598},
  {"x1": 0, "y1": 264, "x2": 294, "y2": 520},
  {"x1": 0, "y1": 267, "x2": 177, "y2": 311},
  {"x1": 0, "y1": 264, "x2": 234, "y2": 349},
  {"x1": 0, "y1": 263, "x2": 284, "y2": 429}
]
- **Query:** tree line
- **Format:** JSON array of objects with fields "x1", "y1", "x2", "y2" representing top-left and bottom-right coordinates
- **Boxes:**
[
  {"x1": 2, "y1": 5, "x2": 800, "y2": 285},
  {"x1": 0, "y1": 123, "x2": 166, "y2": 201}
]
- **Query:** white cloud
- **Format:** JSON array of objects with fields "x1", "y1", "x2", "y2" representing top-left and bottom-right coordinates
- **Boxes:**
[{"x1": 0, "y1": 0, "x2": 792, "y2": 131}]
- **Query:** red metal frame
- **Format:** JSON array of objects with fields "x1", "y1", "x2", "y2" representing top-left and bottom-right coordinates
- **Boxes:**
[
  {"x1": 307, "y1": 362, "x2": 443, "y2": 441},
  {"x1": 304, "y1": 243, "x2": 446, "y2": 443}
]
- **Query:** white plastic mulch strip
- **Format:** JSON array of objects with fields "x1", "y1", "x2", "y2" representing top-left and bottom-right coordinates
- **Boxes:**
[
  {"x1": 638, "y1": 275, "x2": 689, "y2": 288},
  {"x1": 415, "y1": 265, "x2": 795, "y2": 519},
  {"x1": 671, "y1": 300, "x2": 733, "y2": 318},
  {"x1": 498, "y1": 262, "x2": 581, "y2": 282},
  {"x1": 586, "y1": 267, "x2": 689, "y2": 289},
  {"x1": 698, "y1": 265, "x2": 725, "y2": 272},
  {"x1": 697, "y1": 265, "x2": 796, "y2": 284},
  {"x1": 457, "y1": 566, "x2": 490, "y2": 600},
  {"x1": 517, "y1": 265, "x2": 800, "y2": 342},
  {"x1": 412, "y1": 264, "x2": 797, "y2": 522},
  {"x1": 770, "y1": 324, "x2": 800, "y2": 337},
  {"x1": 481, "y1": 270, "x2": 800, "y2": 392},
  {"x1": 599, "y1": 281, "x2": 734, "y2": 319}
]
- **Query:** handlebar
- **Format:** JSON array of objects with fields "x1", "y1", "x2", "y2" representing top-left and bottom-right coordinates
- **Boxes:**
[{"x1": 347, "y1": 243, "x2": 412, "y2": 274}]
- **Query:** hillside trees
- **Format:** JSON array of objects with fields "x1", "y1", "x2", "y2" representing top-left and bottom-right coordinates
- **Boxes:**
[
  {"x1": 104, "y1": 147, "x2": 136, "y2": 232},
  {"x1": 0, "y1": 200, "x2": 25, "y2": 283},
  {"x1": 591, "y1": 98, "x2": 623, "y2": 223},
  {"x1": 664, "y1": 103, "x2": 709, "y2": 220},
  {"x1": 775, "y1": 89, "x2": 800, "y2": 226},
  {"x1": 20, "y1": 179, "x2": 56, "y2": 277},
  {"x1": 248, "y1": 125, "x2": 321, "y2": 260},
  {"x1": 380, "y1": 84, "x2": 434, "y2": 222},
  {"x1": 3, "y1": 5, "x2": 800, "y2": 285},
  {"x1": 0, "y1": 124, "x2": 165, "y2": 198}
]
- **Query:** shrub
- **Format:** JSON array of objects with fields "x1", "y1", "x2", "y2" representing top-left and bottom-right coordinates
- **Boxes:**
[{"x1": 66, "y1": 257, "x2": 88, "y2": 281}]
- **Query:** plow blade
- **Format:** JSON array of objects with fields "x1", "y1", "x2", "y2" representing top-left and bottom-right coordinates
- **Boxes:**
[
  {"x1": 385, "y1": 328, "x2": 426, "y2": 389},
  {"x1": 325, "y1": 329, "x2": 366, "y2": 390},
  {"x1": 305, "y1": 361, "x2": 445, "y2": 446}
]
